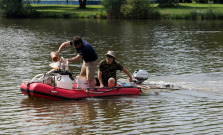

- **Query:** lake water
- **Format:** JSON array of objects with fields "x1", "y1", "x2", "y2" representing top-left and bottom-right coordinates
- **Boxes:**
[{"x1": 1, "y1": 18, "x2": 223, "y2": 134}]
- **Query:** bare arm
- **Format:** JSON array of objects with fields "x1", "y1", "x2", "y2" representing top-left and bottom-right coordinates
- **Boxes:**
[
  {"x1": 123, "y1": 68, "x2": 132, "y2": 82},
  {"x1": 66, "y1": 54, "x2": 82, "y2": 63},
  {"x1": 98, "y1": 69, "x2": 104, "y2": 87},
  {"x1": 55, "y1": 41, "x2": 71, "y2": 56}
]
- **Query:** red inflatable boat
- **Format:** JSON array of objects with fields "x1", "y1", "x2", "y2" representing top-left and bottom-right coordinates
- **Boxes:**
[
  {"x1": 20, "y1": 82, "x2": 141, "y2": 100},
  {"x1": 20, "y1": 59, "x2": 147, "y2": 100}
]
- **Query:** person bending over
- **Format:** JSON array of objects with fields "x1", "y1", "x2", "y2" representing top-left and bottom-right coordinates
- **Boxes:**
[{"x1": 55, "y1": 36, "x2": 98, "y2": 88}]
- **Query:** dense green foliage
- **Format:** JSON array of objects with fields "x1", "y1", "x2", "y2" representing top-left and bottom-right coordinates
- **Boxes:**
[
  {"x1": 157, "y1": 0, "x2": 179, "y2": 8},
  {"x1": 102, "y1": 0, "x2": 125, "y2": 19},
  {"x1": 0, "y1": 0, "x2": 38, "y2": 18},
  {"x1": 102, "y1": 0, "x2": 160, "y2": 19},
  {"x1": 121, "y1": 0, "x2": 150, "y2": 19},
  {"x1": 1, "y1": 1, "x2": 223, "y2": 19}
]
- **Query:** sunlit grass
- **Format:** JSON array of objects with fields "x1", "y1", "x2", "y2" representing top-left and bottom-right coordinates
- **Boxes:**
[
  {"x1": 152, "y1": 3, "x2": 223, "y2": 19},
  {"x1": 31, "y1": 3, "x2": 223, "y2": 19},
  {"x1": 31, "y1": 4, "x2": 104, "y2": 18}
]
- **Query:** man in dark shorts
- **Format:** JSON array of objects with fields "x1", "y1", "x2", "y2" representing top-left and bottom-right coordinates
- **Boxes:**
[
  {"x1": 98, "y1": 51, "x2": 132, "y2": 87},
  {"x1": 55, "y1": 36, "x2": 98, "y2": 88}
]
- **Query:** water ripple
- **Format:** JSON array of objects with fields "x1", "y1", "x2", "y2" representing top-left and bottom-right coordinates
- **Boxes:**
[{"x1": 1, "y1": 19, "x2": 223, "y2": 134}]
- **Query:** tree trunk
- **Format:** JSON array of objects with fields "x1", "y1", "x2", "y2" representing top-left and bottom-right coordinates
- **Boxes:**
[{"x1": 79, "y1": 0, "x2": 87, "y2": 8}]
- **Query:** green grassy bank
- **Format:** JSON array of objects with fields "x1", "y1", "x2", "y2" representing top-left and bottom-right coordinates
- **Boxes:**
[
  {"x1": 156, "y1": 3, "x2": 223, "y2": 19},
  {"x1": 31, "y1": 4, "x2": 105, "y2": 18},
  {"x1": 32, "y1": 3, "x2": 223, "y2": 19}
]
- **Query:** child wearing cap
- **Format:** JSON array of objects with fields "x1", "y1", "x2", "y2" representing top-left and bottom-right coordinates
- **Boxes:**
[{"x1": 98, "y1": 51, "x2": 132, "y2": 87}]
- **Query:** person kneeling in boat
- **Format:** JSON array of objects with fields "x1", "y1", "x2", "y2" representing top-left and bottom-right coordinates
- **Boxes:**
[
  {"x1": 98, "y1": 51, "x2": 132, "y2": 87},
  {"x1": 54, "y1": 36, "x2": 98, "y2": 88}
]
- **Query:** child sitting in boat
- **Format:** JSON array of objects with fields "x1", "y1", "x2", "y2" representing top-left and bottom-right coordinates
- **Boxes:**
[{"x1": 98, "y1": 51, "x2": 132, "y2": 87}]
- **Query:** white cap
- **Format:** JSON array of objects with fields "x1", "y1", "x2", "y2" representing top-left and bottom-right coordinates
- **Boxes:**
[{"x1": 105, "y1": 50, "x2": 115, "y2": 57}]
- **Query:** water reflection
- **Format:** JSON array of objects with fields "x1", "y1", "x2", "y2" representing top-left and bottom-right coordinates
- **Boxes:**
[
  {"x1": 19, "y1": 89, "x2": 223, "y2": 134},
  {"x1": 19, "y1": 96, "x2": 139, "y2": 134}
]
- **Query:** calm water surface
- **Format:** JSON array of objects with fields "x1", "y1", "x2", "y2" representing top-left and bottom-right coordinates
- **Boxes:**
[{"x1": 1, "y1": 18, "x2": 223, "y2": 134}]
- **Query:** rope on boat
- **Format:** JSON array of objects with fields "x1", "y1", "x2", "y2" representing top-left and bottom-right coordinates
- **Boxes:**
[
  {"x1": 85, "y1": 86, "x2": 141, "y2": 94},
  {"x1": 86, "y1": 88, "x2": 115, "y2": 94},
  {"x1": 26, "y1": 82, "x2": 33, "y2": 98}
]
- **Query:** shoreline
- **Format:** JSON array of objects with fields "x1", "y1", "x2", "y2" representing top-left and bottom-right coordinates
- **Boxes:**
[{"x1": 1, "y1": 3, "x2": 223, "y2": 19}]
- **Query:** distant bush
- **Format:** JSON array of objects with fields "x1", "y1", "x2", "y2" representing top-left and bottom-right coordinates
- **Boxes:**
[
  {"x1": 102, "y1": 0, "x2": 160, "y2": 19},
  {"x1": 121, "y1": 0, "x2": 150, "y2": 19},
  {"x1": 102, "y1": 0, "x2": 125, "y2": 19},
  {"x1": 157, "y1": 0, "x2": 179, "y2": 8},
  {"x1": 0, "y1": 0, "x2": 38, "y2": 18}
]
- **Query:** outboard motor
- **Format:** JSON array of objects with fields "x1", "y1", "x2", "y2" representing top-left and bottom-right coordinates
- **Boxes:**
[{"x1": 133, "y1": 70, "x2": 149, "y2": 84}]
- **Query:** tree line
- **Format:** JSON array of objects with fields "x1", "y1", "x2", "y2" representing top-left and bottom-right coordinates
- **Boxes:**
[
  {"x1": 0, "y1": 0, "x2": 88, "y2": 17},
  {"x1": 0, "y1": 0, "x2": 223, "y2": 18}
]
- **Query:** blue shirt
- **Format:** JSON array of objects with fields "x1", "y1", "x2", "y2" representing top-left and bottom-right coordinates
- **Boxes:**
[{"x1": 70, "y1": 40, "x2": 98, "y2": 62}]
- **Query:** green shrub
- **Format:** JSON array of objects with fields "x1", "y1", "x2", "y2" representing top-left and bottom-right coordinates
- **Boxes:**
[
  {"x1": 102, "y1": 0, "x2": 125, "y2": 19},
  {"x1": 97, "y1": 9, "x2": 107, "y2": 19},
  {"x1": 102, "y1": 0, "x2": 161, "y2": 19},
  {"x1": 157, "y1": 0, "x2": 179, "y2": 8},
  {"x1": 0, "y1": 0, "x2": 38, "y2": 18},
  {"x1": 121, "y1": 0, "x2": 150, "y2": 19}
]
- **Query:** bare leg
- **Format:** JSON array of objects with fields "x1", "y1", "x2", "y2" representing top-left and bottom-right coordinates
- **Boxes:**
[
  {"x1": 80, "y1": 61, "x2": 86, "y2": 76},
  {"x1": 89, "y1": 80, "x2": 95, "y2": 88},
  {"x1": 108, "y1": 78, "x2": 115, "y2": 87}
]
